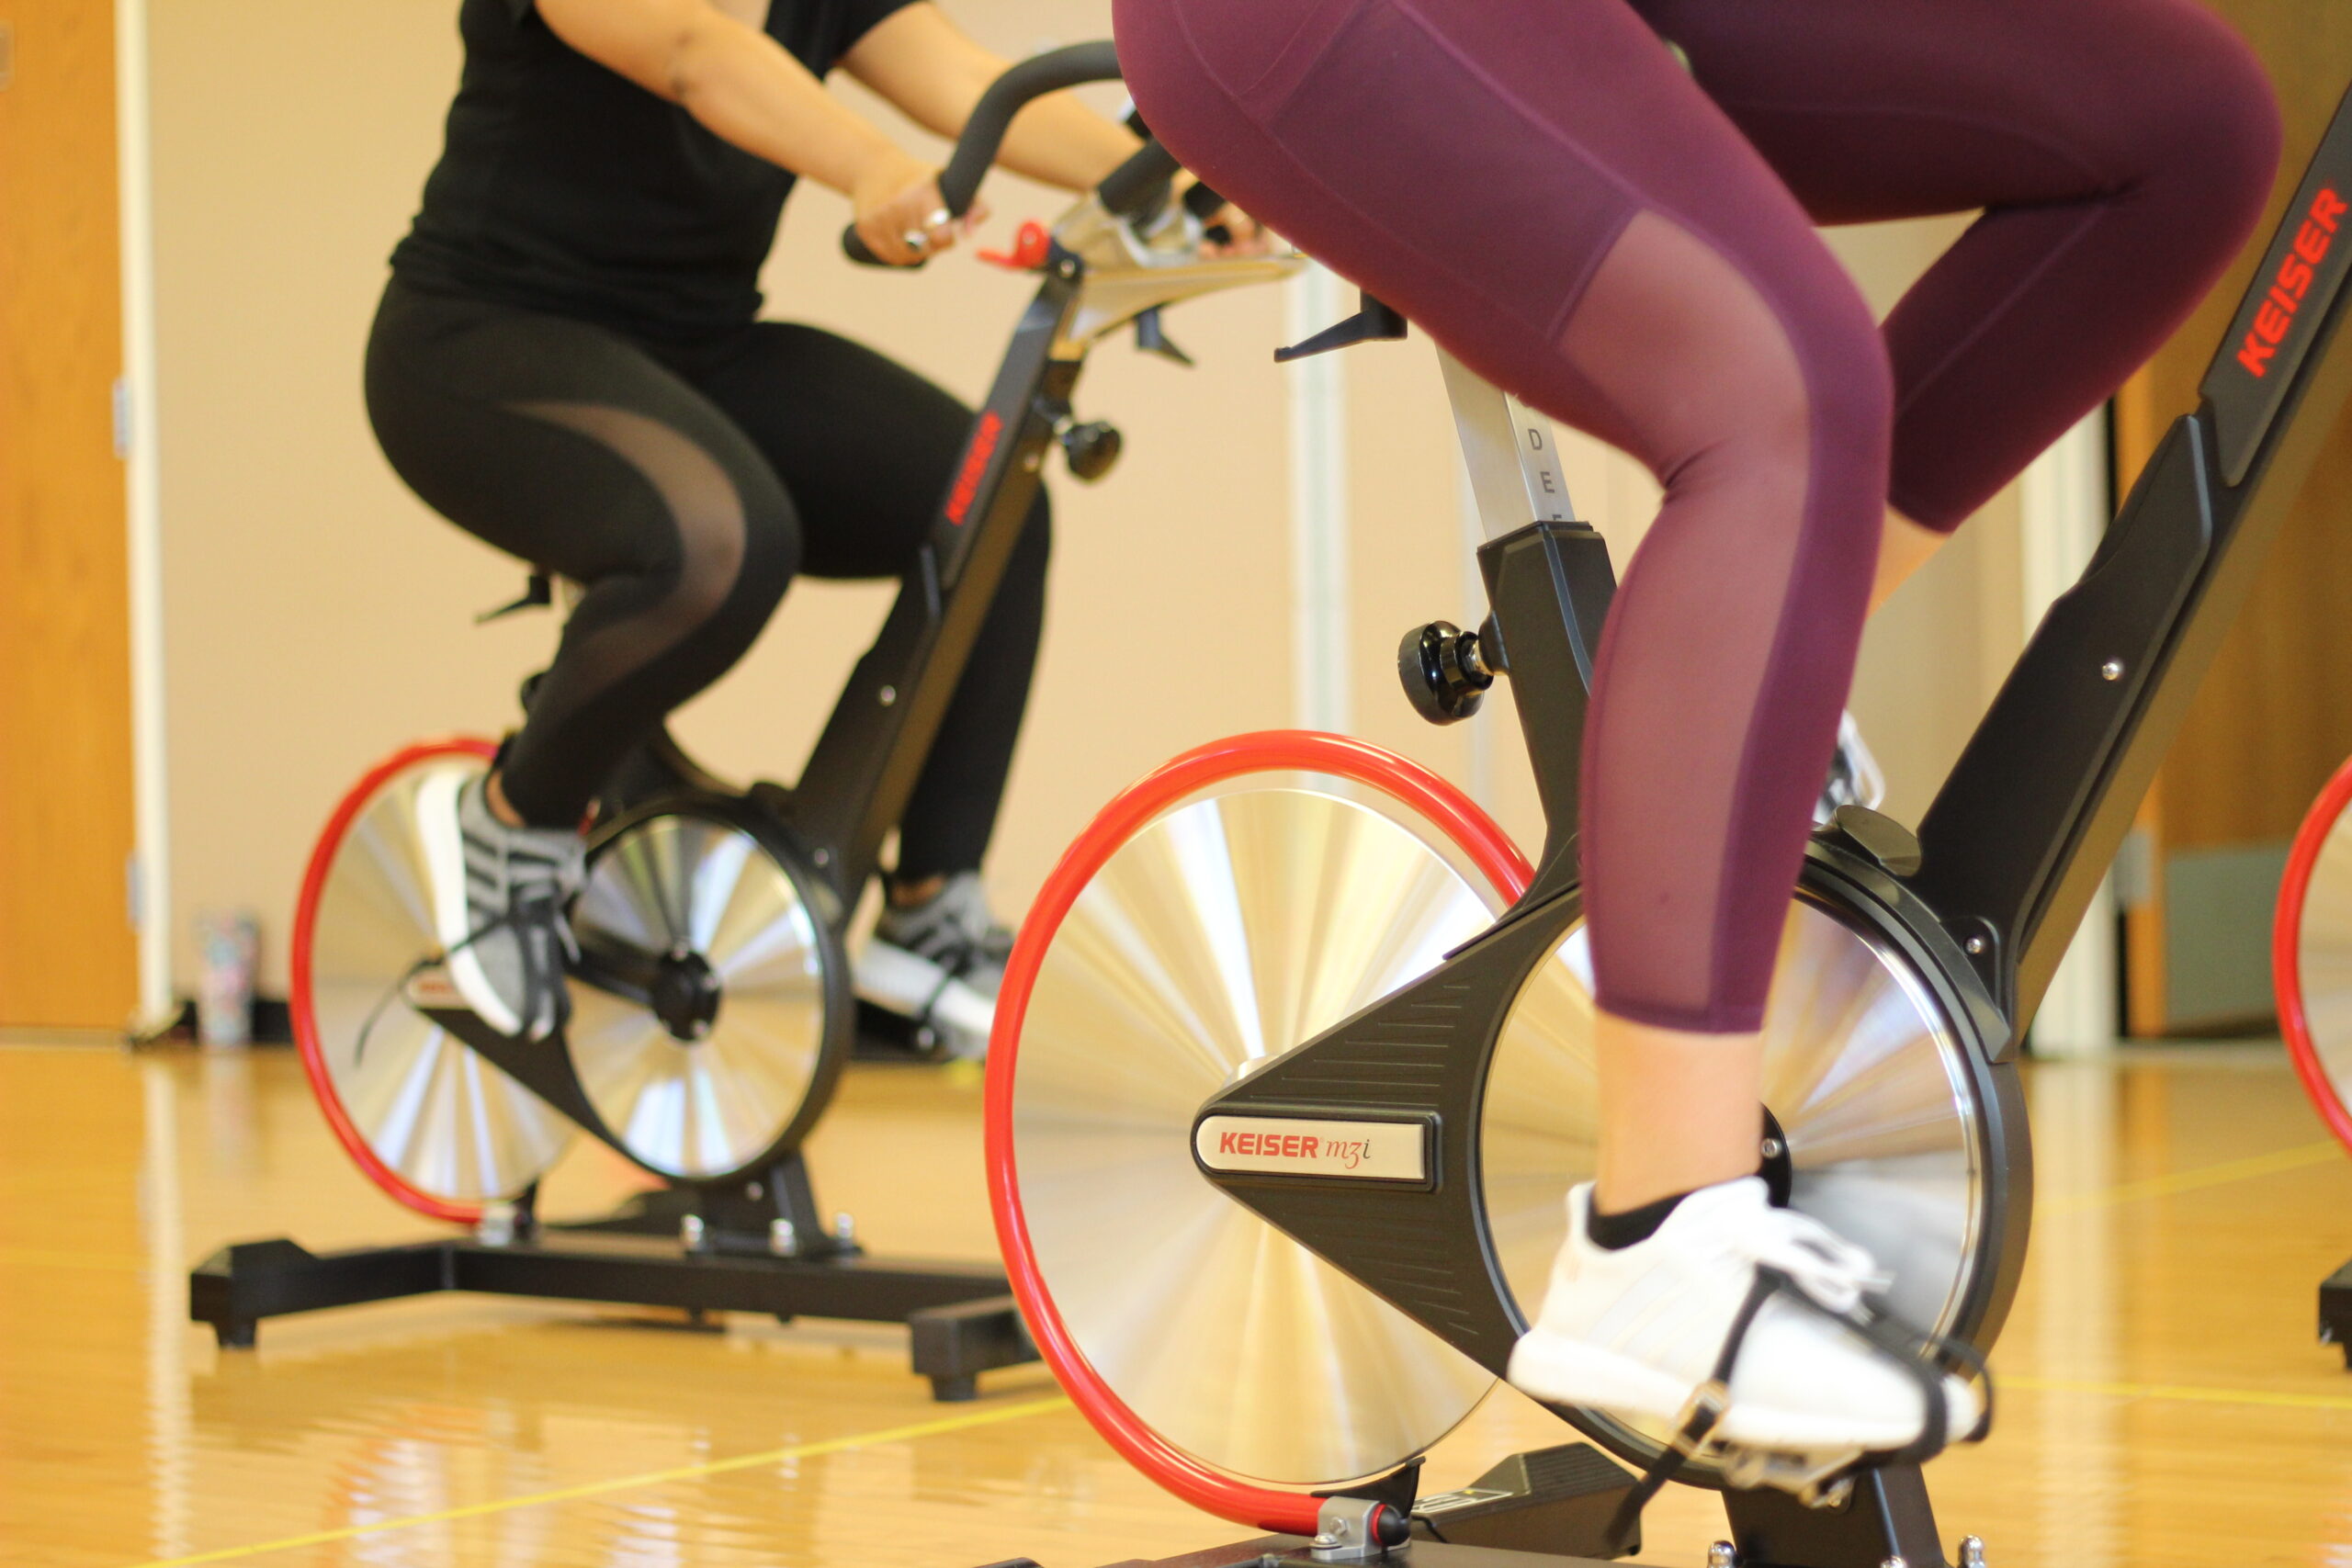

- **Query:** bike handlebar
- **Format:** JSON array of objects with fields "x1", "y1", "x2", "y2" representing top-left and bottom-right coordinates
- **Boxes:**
[{"x1": 842, "y1": 39, "x2": 1125, "y2": 267}]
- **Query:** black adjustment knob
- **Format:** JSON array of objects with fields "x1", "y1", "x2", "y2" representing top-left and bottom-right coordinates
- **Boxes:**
[
  {"x1": 1060, "y1": 420, "x2": 1123, "y2": 482},
  {"x1": 1399, "y1": 620, "x2": 1495, "y2": 725}
]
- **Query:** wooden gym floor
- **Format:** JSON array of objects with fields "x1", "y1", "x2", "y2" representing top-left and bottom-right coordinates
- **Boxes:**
[{"x1": 6, "y1": 1041, "x2": 2352, "y2": 1568}]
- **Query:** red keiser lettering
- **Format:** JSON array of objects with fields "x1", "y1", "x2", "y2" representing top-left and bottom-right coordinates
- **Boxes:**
[
  {"x1": 944, "y1": 412, "x2": 1004, "y2": 524},
  {"x1": 2241, "y1": 186, "x2": 2345, "y2": 378}
]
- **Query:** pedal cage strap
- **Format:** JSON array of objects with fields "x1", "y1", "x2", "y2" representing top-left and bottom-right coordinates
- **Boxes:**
[
  {"x1": 356, "y1": 898, "x2": 570, "y2": 1066},
  {"x1": 1805, "y1": 1282, "x2": 1996, "y2": 1460},
  {"x1": 511, "y1": 885, "x2": 575, "y2": 1039},
  {"x1": 1602, "y1": 1274, "x2": 1770, "y2": 1551},
  {"x1": 1600, "y1": 1265, "x2": 1995, "y2": 1551}
]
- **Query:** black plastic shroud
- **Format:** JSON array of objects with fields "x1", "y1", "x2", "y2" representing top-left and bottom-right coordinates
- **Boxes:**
[{"x1": 1914, "y1": 85, "x2": 2352, "y2": 1039}]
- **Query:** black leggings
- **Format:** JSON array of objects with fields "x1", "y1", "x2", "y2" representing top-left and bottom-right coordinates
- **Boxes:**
[{"x1": 365, "y1": 280, "x2": 1050, "y2": 878}]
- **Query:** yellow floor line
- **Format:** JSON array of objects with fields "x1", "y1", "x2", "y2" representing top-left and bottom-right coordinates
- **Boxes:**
[
  {"x1": 124, "y1": 1394, "x2": 1073, "y2": 1568},
  {"x1": 2004, "y1": 1373, "x2": 2352, "y2": 1414},
  {"x1": 2036, "y1": 1138, "x2": 2343, "y2": 1217}
]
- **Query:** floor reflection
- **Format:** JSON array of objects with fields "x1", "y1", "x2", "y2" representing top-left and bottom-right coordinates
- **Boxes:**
[{"x1": 7, "y1": 1043, "x2": 2352, "y2": 1566}]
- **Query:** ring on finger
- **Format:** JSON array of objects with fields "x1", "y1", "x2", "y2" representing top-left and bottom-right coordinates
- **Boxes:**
[
  {"x1": 923, "y1": 206, "x2": 951, "y2": 229},
  {"x1": 902, "y1": 229, "x2": 930, "y2": 254}
]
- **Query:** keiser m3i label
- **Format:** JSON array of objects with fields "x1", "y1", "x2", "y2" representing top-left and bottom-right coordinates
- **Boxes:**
[{"x1": 1193, "y1": 1114, "x2": 1432, "y2": 1183}]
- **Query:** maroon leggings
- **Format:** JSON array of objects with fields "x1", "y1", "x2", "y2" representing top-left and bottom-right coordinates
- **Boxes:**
[{"x1": 1116, "y1": 0, "x2": 2279, "y2": 1031}]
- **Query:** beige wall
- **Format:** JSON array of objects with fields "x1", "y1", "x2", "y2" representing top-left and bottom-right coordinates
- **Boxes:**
[{"x1": 150, "y1": 1, "x2": 2020, "y2": 993}]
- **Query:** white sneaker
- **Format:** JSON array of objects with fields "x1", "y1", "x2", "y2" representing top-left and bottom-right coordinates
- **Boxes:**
[
  {"x1": 1507, "y1": 1179, "x2": 1982, "y2": 1467},
  {"x1": 415, "y1": 769, "x2": 584, "y2": 1040},
  {"x1": 854, "y1": 872, "x2": 1012, "y2": 1057}
]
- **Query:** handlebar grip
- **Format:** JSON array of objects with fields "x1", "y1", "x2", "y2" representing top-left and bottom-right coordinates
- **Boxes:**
[
  {"x1": 1182, "y1": 178, "x2": 1227, "y2": 220},
  {"x1": 839, "y1": 39, "x2": 1123, "y2": 269},
  {"x1": 841, "y1": 225, "x2": 926, "y2": 269},
  {"x1": 1093, "y1": 140, "x2": 1182, "y2": 222}
]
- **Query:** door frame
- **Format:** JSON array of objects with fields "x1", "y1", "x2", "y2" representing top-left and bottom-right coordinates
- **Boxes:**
[{"x1": 114, "y1": 0, "x2": 170, "y2": 1027}]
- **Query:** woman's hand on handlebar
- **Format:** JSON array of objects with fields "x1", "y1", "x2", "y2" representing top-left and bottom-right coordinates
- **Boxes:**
[
  {"x1": 1175, "y1": 175, "x2": 1271, "y2": 260},
  {"x1": 852, "y1": 148, "x2": 987, "y2": 267}
]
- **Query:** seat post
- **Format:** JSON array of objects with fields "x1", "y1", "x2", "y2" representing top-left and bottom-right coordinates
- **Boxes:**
[{"x1": 1438, "y1": 349, "x2": 1581, "y2": 542}]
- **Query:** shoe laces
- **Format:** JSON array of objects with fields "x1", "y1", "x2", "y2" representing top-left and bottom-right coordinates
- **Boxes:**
[
  {"x1": 1830, "y1": 712, "x2": 1887, "y2": 810},
  {"x1": 885, "y1": 873, "x2": 1011, "y2": 968},
  {"x1": 1733, "y1": 1206, "x2": 1890, "y2": 1315},
  {"x1": 512, "y1": 881, "x2": 580, "y2": 964},
  {"x1": 467, "y1": 808, "x2": 584, "y2": 970}
]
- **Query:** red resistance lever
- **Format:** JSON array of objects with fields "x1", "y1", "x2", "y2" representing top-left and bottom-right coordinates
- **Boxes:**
[{"x1": 979, "y1": 220, "x2": 1054, "y2": 271}]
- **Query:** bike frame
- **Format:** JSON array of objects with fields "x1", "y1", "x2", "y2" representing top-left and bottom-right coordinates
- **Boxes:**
[
  {"x1": 766, "y1": 266, "x2": 1084, "y2": 907},
  {"x1": 428, "y1": 143, "x2": 1298, "y2": 1165},
  {"x1": 1176, "y1": 73, "x2": 2352, "y2": 1568},
  {"x1": 639, "y1": 218, "x2": 1295, "y2": 913}
]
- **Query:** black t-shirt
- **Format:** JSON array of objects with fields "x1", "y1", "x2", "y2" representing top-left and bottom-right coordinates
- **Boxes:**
[{"x1": 391, "y1": 0, "x2": 915, "y2": 334}]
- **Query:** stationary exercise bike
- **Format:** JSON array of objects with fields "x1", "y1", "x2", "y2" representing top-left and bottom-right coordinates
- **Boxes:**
[
  {"x1": 186, "y1": 43, "x2": 1300, "y2": 1397},
  {"x1": 988, "y1": 78, "x2": 2352, "y2": 1568}
]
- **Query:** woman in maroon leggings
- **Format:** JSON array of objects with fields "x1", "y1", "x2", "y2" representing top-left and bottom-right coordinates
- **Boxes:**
[{"x1": 1117, "y1": 0, "x2": 2279, "y2": 1479}]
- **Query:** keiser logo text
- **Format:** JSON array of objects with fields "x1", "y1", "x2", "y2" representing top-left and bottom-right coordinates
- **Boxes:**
[
  {"x1": 1195, "y1": 1113, "x2": 1427, "y2": 1180},
  {"x1": 944, "y1": 412, "x2": 1004, "y2": 524},
  {"x1": 2238, "y1": 186, "x2": 2347, "y2": 379},
  {"x1": 1215, "y1": 1127, "x2": 1377, "y2": 1171}
]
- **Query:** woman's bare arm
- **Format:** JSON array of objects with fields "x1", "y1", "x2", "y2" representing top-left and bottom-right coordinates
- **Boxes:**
[
  {"x1": 842, "y1": 5, "x2": 1141, "y2": 192},
  {"x1": 845, "y1": 5, "x2": 1261, "y2": 248}
]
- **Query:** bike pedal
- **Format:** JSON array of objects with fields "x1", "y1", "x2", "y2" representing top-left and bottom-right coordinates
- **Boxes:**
[{"x1": 1713, "y1": 1444, "x2": 1861, "y2": 1506}]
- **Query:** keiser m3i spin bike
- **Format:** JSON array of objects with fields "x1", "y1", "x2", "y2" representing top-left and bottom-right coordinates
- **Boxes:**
[
  {"x1": 187, "y1": 43, "x2": 1301, "y2": 1401},
  {"x1": 987, "y1": 69, "x2": 2352, "y2": 1568}
]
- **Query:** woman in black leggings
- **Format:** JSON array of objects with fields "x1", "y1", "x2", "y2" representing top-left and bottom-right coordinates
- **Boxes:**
[{"x1": 370, "y1": 0, "x2": 1246, "y2": 1045}]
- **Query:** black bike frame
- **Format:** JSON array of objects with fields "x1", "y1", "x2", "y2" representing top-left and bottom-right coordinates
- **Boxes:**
[
  {"x1": 1915, "y1": 93, "x2": 2352, "y2": 1040},
  {"x1": 775, "y1": 265, "x2": 1086, "y2": 907}
]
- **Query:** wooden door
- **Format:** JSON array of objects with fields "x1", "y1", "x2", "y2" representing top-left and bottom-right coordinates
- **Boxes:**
[
  {"x1": 0, "y1": 0, "x2": 139, "y2": 1029},
  {"x1": 2114, "y1": 6, "x2": 2352, "y2": 1034}
]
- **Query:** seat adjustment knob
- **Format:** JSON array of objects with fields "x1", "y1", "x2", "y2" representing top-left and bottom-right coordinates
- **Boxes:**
[
  {"x1": 1400, "y1": 620, "x2": 1495, "y2": 725},
  {"x1": 1060, "y1": 420, "x2": 1123, "y2": 482}
]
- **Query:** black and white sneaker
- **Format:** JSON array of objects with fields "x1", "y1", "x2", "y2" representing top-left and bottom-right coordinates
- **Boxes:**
[
  {"x1": 415, "y1": 770, "x2": 585, "y2": 1040},
  {"x1": 855, "y1": 872, "x2": 1013, "y2": 1057},
  {"x1": 1815, "y1": 710, "x2": 1888, "y2": 826}
]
